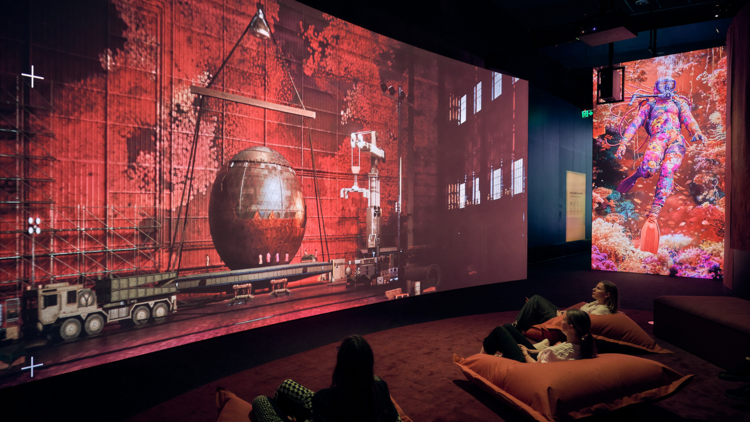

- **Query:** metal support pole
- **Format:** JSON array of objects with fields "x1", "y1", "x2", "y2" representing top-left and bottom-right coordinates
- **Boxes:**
[
  {"x1": 31, "y1": 232, "x2": 35, "y2": 289},
  {"x1": 397, "y1": 87, "x2": 402, "y2": 253}
]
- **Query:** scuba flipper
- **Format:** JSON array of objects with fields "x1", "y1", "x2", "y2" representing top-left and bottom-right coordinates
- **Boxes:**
[
  {"x1": 616, "y1": 167, "x2": 646, "y2": 194},
  {"x1": 640, "y1": 214, "x2": 660, "y2": 254}
]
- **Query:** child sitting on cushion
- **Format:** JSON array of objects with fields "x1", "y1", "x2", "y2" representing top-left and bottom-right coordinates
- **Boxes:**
[
  {"x1": 512, "y1": 281, "x2": 619, "y2": 333},
  {"x1": 480, "y1": 309, "x2": 596, "y2": 363}
]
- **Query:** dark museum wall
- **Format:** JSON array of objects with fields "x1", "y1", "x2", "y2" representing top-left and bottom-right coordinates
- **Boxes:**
[
  {"x1": 726, "y1": 2, "x2": 750, "y2": 299},
  {"x1": 527, "y1": 84, "x2": 593, "y2": 263}
]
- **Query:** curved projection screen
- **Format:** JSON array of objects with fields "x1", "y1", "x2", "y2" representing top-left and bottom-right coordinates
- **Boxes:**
[
  {"x1": 0, "y1": 0, "x2": 527, "y2": 388},
  {"x1": 592, "y1": 48, "x2": 725, "y2": 278}
]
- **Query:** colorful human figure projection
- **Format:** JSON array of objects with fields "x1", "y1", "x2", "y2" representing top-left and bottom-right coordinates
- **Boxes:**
[{"x1": 614, "y1": 77, "x2": 705, "y2": 254}]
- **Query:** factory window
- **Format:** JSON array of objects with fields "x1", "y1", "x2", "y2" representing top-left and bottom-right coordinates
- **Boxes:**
[
  {"x1": 449, "y1": 94, "x2": 460, "y2": 122},
  {"x1": 472, "y1": 176, "x2": 480, "y2": 205},
  {"x1": 491, "y1": 167, "x2": 502, "y2": 200},
  {"x1": 513, "y1": 77, "x2": 519, "y2": 84},
  {"x1": 473, "y1": 82, "x2": 482, "y2": 114},
  {"x1": 459, "y1": 95, "x2": 467, "y2": 124},
  {"x1": 512, "y1": 158, "x2": 524, "y2": 195},
  {"x1": 459, "y1": 182, "x2": 466, "y2": 209},
  {"x1": 492, "y1": 72, "x2": 502, "y2": 100},
  {"x1": 447, "y1": 183, "x2": 459, "y2": 209}
]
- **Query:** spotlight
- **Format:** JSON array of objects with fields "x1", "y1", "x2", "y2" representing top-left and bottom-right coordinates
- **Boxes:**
[
  {"x1": 380, "y1": 83, "x2": 388, "y2": 93},
  {"x1": 249, "y1": 8, "x2": 271, "y2": 39},
  {"x1": 388, "y1": 86, "x2": 396, "y2": 96}
]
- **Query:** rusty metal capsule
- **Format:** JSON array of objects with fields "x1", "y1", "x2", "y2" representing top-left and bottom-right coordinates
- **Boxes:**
[{"x1": 208, "y1": 146, "x2": 306, "y2": 270}]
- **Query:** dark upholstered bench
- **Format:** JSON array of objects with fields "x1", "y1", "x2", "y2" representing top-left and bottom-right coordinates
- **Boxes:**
[{"x1": 654, "y1": 296, "x2": 750, "y2": 369}]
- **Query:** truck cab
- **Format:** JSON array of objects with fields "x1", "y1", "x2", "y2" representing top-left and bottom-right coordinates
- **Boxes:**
[
  {"x1": 31, "y1": 282, "x2": 105, "y2": 340},
  {"x1": 38, "y1": 283, "x2": 98, "y2": 326},
  {"x1": 0, "y1": 298, "x2": 20, "y2": 342}
]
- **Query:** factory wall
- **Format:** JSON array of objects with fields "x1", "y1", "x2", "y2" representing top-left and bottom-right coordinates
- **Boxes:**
[{"x1": 0, "y1": 0, "x2": 442, "y2": 286}]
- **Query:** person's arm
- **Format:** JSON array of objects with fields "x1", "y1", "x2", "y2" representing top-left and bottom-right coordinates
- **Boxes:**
[
  {"x1": 678, "y1": 100, "x2": 705, "y2": 143},
  {"x1": 518, "y1": 345, "x2": 537, "y2": 363},
  {"x1": 311, "y1": 391, "x2": 334, "y2": 422},
  {"x1": 518, "y1": 344, "x2": 541, "y2": 354}
]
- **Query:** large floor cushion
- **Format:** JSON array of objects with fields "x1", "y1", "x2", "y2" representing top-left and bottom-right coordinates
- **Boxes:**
[
  {"x1": 215, "y1": 388, "x2": 413, "y2": 422},
  {"x1": 454, "y1": 353, "x2": 692, "y2": 422},
  {"x1": 654, "y1": 295, "x2": 750, "y2": 369},
  {"x1": 526, "y1": 303, "x2": 671, "y2": 354}
]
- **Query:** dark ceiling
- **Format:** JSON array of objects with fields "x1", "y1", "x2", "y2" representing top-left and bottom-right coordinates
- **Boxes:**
[{"x1": 294, "y1": 0, "x2": 746, "y2": 108}]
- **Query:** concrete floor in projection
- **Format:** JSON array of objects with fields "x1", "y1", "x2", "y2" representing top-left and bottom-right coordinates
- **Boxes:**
[{"x1": 0, "y1": 278, "x2": 403, "y2": 389}]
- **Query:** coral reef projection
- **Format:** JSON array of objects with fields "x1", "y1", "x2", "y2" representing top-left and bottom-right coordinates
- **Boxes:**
[{"x1": 592, "y1": 48, "x2": 725, "y2": 279}]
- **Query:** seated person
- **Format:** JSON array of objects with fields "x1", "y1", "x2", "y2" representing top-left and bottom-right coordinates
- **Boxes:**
[
  {"x1": 481, "y1": 309, "x2": 595, "y2": 363},
  {"x1": 252, "y1": 334, "x2": 400, "y2": 422},
  {"x1": 513, "y1": 281, "x2": 619, "y2": 332}
]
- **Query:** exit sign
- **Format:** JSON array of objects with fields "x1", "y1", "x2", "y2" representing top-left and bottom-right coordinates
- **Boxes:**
[{"x1": 582, "y1": 110, "x2": 593, "y2": 118}]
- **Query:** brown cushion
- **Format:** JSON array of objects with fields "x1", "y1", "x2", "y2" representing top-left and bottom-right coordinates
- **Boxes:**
[
  {"x1": 454, "y1": 353, "x2": 693, "y2": 422},
  {"x1": 214, "y1": 388, "x2": 411, "y2": 422},
  {"x1": 526, "y1": 303, "x2": 671, "y2": 354}
]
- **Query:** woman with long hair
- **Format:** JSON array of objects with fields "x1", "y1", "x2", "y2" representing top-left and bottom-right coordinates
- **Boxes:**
[
  {"x1": 313, "y1": 335, "x2": 399, "y2": 422},
  {"x1": 252, "y1": 335, "x2": 399, "y2": 422},
  {"x1": 513, "y1": 281, "x2": 619, "y2": 332},
  {"x1": 481, "y1": 309, "x2": 596, "y2": 363}
]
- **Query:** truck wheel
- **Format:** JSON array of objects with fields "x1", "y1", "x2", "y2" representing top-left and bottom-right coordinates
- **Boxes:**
[
  {"x1": 60, "y1": 318, "x2": 82, "y2": 340},
  {"x1": 132, "y1": 305, "x2": 150, "y2": 326},
  {"x1": 152, "y1": 302, "x2": 168, "y2": 321},
  {"x1": 84, "y1": 314, "x2": 105, "y2": 336}
]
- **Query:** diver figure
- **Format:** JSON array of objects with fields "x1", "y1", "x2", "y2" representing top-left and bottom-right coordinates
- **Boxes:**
[{"x1": 615, "y1": 77, "x2": 705, "y2": 254}]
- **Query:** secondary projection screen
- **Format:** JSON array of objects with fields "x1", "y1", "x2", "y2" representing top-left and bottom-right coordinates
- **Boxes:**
[
  {"x1": 591, "y1": 48, "x2": 725, "y2": 278},
  {"x1": 0, "y1": 0, "x2": 527, "y2": 388}
]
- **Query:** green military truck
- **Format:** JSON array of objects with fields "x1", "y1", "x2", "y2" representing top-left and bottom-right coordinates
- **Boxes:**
[{"x1": 23, "y1": 272, "x2": 178, "y2": 340}]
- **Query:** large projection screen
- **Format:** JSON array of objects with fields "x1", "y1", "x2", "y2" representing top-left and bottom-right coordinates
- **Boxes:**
[
  {"x1": 0, "y1": 0, "x2": 527, "y2": 388},
  {"x1": 592, "y1": 48, "x2": 725, "y2": 278}
]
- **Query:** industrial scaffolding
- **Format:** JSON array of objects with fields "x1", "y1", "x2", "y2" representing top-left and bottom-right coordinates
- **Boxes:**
[{"x1": 0, "y1": 74, "x2": 161, "y2": 300}]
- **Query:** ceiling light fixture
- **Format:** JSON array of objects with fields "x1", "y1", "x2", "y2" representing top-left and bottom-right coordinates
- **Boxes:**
[
  {"x1": 635, "y1": 0, "x2": 649, "y2": 5},
  {"x1": 249, "y1": 8, "x2": 271, "y2": 39}
]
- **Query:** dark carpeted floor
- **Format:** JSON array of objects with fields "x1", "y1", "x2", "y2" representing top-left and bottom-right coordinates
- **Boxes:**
[
  {"x1": 3, "y1": 254, "x2": 742, "y2": 421},
  {"x1": 127, "y1": 307, "x2": 750, "y2": 422}
]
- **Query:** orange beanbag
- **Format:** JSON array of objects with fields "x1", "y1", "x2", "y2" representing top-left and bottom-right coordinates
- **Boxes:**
[
  {"x1": 454, "y1": 353, "x2": 692, "y2": 422},
  {"x1": 525, "y1": 303, "x2": 671, "y2": 354},
  {"x1": 215, "y1": 388, "x2": 412, "y2": 422}
]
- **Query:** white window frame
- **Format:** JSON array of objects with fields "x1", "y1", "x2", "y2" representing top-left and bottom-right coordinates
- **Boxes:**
[
  {"x1": 492, "y1": 72, "x2": 502, "y2": 100},
  {"x1": 472, "y1": 176, "x2": 480, "y2": 205},
  {"x1": 473, "y1": 82, "x2": 482, "y2": 114},
  {"x1": 459, "y1": 182, "x2": 466, "y2": 209},
  {"x1": 512, "y1": 158, "x2": 524, "y2": 196},
  {"x1": 459, "y1": 95, "x2": 467, "y2": 125},
  {"x1": 491, "y1": 167, "x2": 502, "y2": 200}
]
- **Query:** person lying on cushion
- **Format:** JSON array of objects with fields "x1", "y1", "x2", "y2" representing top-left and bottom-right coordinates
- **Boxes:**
[
  {"x1": 512, "y1": 280, "x2": 619, "y2": 332},
  {"x1": 252, "y1": 334, "x2": 400, "y2": 422},
  {"x1": 480, "y1": 309, "x2": 596, "y2": 363}
]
